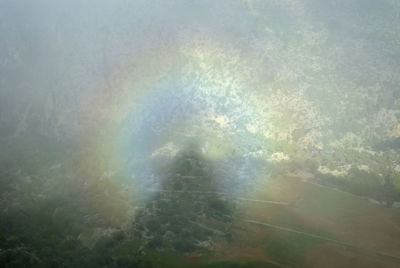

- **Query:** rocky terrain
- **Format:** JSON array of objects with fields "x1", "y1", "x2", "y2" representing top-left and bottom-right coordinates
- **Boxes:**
[{"x1": 1, "y1": 0, "x2": 400, "y2": 267}]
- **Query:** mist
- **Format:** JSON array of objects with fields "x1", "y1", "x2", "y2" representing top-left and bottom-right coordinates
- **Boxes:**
[{"x1": 1, "y1": 1, "x2": 400, "y2": 267}]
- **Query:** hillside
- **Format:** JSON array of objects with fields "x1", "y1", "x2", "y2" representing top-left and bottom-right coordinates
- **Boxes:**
[{"x1": 1, "y1": 0, "x2": 400, "y2": 267}]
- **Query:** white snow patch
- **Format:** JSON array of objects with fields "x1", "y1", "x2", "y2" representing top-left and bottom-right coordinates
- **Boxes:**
[
  {"x1": 358, "y1": 165, "x2": 370, "y2": 172},
  {"x1": 151, "y1": 142, "x2": 179, "y2": 159},
  {"x1": 210, "y1": 115, "x2": 230, "y2": 128},
  {"x1": 318, "y1": 165, "x2": 351, "y2": 176},
  {"x1": 268, "y1": 152, "x2": 290, "y2": 162},
  {"x1": 246, "y1": 124, "x2": 257, "y2": 134}
]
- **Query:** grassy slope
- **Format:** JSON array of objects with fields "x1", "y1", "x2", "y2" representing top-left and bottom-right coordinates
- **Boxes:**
[{"x1": 200, "y1": 176, "x2": 400, "y2": 267}]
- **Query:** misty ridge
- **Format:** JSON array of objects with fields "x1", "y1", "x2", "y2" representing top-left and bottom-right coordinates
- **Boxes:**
[{"x1": 1, "y1": 0, "x2": 400, "y2": 267}]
